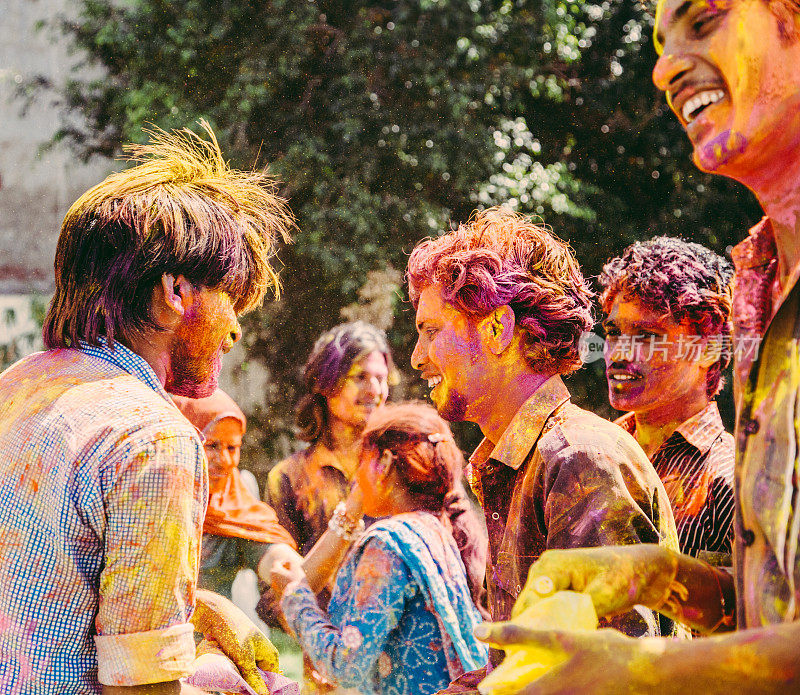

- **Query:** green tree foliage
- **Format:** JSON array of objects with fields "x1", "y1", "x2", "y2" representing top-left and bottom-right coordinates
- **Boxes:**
[{"x1": 45, "y1": 0, "x2": 758, "y2": 454}]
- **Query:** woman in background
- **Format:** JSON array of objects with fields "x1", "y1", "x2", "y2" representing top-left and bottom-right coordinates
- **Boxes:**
[
  {"x1": 272, "y1": 402, "x2": 489, "y2": 695},
  {"x1": 174, "y1": 388, "x2": 297, "y2": 599},
  {"x1": 264, "y1": 322, "x2": 487, "y2": 616}
]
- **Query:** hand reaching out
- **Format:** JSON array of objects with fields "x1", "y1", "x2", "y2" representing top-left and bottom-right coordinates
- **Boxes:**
[{"x1": 513, "y1": 545, "x2": 680, "y2": 620}]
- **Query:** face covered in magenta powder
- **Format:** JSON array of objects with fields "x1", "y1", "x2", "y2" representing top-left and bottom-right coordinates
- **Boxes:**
[
  {"x1": 411, "y1": 284, "x2": 496, "y2": 423},
  {"x1": 652, "y1": 0, "x2": 800, "y2": 179},
  {"x1": 166, "y1": 287, "x2": 241, "y2": 398},
  {"x1": 603, "y1": 293, "x2": 712, "y2": 419}
]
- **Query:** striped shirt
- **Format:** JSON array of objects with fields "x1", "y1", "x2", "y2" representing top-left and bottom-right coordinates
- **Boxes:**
[
  {"x1": 616, "y1": 402, "x2": 735, "y2": 560},
  {"x1": 0, "y1": 341, "x2": 207, "y2": 693}
]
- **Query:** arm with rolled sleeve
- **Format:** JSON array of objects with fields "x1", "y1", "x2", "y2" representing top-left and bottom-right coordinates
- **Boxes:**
[
  {"x1": 95, "y1": 432, "x2": 207, "y2": 687},
  {"x1": 281, "y1": 537, "x2": 409, "y2": 690}
]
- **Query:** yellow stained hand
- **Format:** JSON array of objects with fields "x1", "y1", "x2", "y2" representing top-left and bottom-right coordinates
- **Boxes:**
[
  {"x1": 512, "y1": 545, "x2": 679, "y2": 620},
  {"x1": 477, "y1": 591, "x2": 597, "y2": 695},
  {"x1": 192, "y1": 589, "x2": 280, "y2": 695}
]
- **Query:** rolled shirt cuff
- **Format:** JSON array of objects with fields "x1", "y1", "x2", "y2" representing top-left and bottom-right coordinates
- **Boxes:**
[{"x1": 95, "y1": 622, "x2": 196, "y2": 686}]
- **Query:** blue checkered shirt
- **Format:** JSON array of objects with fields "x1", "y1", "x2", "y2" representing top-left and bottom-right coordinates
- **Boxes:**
[{"x1": 0, "y1": 340, "x2": 207, "y2": 693}]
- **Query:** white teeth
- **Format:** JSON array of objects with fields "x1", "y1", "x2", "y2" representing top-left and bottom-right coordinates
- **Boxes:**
[
  {"x1": 427, "y1": 376, "x2": 443, "y2": 388},
  {"x1": 682, "y1": 90, "x2": 725, "y2": 123},
  {"x1": 612, "y1": 374, "x2": 638, "y2": 381}
]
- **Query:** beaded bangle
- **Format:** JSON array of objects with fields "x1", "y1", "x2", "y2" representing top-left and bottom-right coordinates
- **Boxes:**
[{"x1": 327, "y1": 501, "x2": 365, "y2": 541}]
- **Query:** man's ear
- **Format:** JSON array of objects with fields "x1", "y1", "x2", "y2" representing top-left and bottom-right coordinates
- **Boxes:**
[
  {"x1": 481, "y1": 305, "x2": 516, "y2": 356},
  {"x1": 155, "y1": 274, "x2": 195, "y2": 327},
  {"x1": 698, "y1": 336, "x2": 722, "y2": 370}
]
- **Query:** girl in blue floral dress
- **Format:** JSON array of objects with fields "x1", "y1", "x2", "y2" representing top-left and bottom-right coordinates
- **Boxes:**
[{"x1": 274, "y1": 402, "x2": 488, "y2": 695}]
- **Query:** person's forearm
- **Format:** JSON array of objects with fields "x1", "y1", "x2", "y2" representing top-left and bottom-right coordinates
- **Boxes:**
[
  {"x1": 302, "y1": 493, "x2": 364, "y2": 593},
  {"x1": 644, "y1": 621, "x2": 800, "y2": 694},
  {"x1": 302, "y1": 528, "x2": 355, "y2": 593},
  {"x1": 653, "y1": 549, "x2": 735, "y2": 634}
]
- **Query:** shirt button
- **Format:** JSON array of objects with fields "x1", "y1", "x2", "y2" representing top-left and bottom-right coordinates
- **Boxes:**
[
  {"x1": 491, "y1": 512, "x2": 500, "y2": 521},
  {"x1": 741, "y1": 529, "x2": 756, "y2": 547},
  {"x1": 742, "y1": 418, "x2": 760, "y2": 435}
]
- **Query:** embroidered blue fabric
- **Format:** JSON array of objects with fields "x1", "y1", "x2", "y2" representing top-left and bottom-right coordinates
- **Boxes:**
[{"x1": 282, "y1": 511, "x2": 487, "y2": 695}]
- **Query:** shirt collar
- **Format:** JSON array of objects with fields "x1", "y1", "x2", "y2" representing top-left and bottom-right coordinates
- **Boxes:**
[
  {"x1": 77, "y1": 337, "x2": 173, "y2": 405},
  {"x1": 731, "y1": 216, "x2": 776, "y2": 273},
  {"x1": 470, "y1": 375, "x2": 571, "y2": 472},
  {"x1": 306, "y1": 441, "x2": 354, "y2": 478},
  {"x1": 674, "y1": 401, "x2": 726, "y2": 455},
  {"x1": 615, "y1": 411, "x2": 636, "y2": 437},
  {"x1": 614, "y1": 401, "x2": 725, "y2": 457}
]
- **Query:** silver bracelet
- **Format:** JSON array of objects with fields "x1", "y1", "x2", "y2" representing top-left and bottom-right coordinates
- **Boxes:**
[{"x1": 327, "y1": 501, "x2": 365, "y2": 541}]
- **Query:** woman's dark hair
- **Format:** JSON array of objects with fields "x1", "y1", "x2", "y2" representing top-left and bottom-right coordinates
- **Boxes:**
[
  {"x1": 361, "y1": 401, "x2": 464, "y2": 513},
  {"x1": 295, "y1": 321, "x2": 397, "y2": 442}
]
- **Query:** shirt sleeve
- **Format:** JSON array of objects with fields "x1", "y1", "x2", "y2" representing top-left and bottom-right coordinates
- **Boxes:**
[
  {"x1": 94, "y1": 432, "x2": 207, "y2": 686},
  {"x1": 540, "y1": 430, "x2": 669, "y2": 638},
  {"x1": 281, "y1": 537, "x2": 411, "y2": 689},
  {"x1": 707, "y1": 474, "x2": 736, "y2": 555},
  {"x1": 541, "y1": 434, "x2": 665, "y2": 550}
]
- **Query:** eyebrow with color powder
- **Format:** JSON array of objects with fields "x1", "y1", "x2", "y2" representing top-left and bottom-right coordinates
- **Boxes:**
[{"x1": 655, "y1": 0, "x2": 694, "y2": 51}]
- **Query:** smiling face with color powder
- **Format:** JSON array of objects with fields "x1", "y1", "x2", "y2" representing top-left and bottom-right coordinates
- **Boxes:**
[{"x1": 653, "y1": 0, "x2": 800, "y2": 180}]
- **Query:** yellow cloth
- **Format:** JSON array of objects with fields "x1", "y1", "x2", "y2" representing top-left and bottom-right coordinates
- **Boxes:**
[{"x1": 478, "y1": 592, "x2": 597, "y2": 695}]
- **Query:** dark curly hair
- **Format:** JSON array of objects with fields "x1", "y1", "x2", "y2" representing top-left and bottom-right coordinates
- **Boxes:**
[
  {"x1": 295, "y1": 321, "x2": 397, "y2": 442},
  {"x1": 406, "y1": 207, "x2": 595, "y2": 375},
  {"x1": 598, "y1": 236, "x2": 734, "y2": 397}
]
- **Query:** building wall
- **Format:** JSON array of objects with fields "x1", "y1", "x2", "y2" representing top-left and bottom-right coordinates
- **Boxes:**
[{"x1": 0, "y1": 0, "x2": 111, "y2": 294}]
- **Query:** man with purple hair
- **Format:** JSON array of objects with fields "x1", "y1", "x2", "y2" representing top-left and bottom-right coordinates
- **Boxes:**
[
  {"x1": 407, "y1": 206, "x2": 680, "y2": 692},
  {"x1": 475, "y1": 1, "x2": 800, "y2": 692},
  {"x1": 599, "y1": 237, "x2": 736, "y2": 561}
]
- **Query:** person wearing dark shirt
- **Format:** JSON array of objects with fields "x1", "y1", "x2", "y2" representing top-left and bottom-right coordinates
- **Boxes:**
[
  {"x1": 478, "y1": 2, "x2": 800, "y2": 692},
  {"x1": 599, "y1": 237, "x2": 736, "y2": 561},
  {"x1": 406, "y1": 206, "x2": 680, "y2": 693}
]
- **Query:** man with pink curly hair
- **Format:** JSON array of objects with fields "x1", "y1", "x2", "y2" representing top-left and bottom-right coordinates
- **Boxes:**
[{"x1": 406, "y1": 207, "x2": 680, "y2": 692}]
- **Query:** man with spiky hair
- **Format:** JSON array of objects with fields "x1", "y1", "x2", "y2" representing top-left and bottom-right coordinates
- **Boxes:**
[
  {"x1": 599, "y1": 237, "x2": 736, "y2": 561},
  {"x1": 0, "y1": 123, "x2": 292, "y2": 695}
]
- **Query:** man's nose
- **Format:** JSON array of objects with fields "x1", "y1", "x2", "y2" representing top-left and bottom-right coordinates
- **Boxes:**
[
  {"x1": 652, "y1": 51, "x2": 694, "y2": 94},
  {"x1": 225, "y1": 319, "x2": 242, "y2": 352},
  {"x1": 411, "y1": 338, "x2": 425, "y2": 370}
]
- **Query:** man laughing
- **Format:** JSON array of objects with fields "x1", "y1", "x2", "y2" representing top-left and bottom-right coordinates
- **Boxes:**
[
  {"x1": 477, "y1": 2, "x2": 800, "y2": 693},
  {"x1": 407, "y1": 206, "x2": 679, "y2": 692}
]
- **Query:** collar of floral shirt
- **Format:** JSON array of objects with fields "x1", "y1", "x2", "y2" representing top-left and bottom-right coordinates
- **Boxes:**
[
  {"x1": 615, "y1": 400, "x2": 725, "y2": 457},
  {"x1": 469, "y1": 375, "x2": 571, "y2": 472}
]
